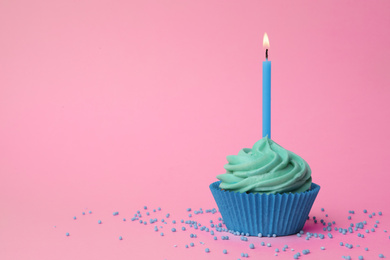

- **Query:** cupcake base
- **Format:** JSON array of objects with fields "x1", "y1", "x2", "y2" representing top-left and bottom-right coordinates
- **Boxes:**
[{"x1": 210, "y1": 181, "x2": 320, "y2": 236}]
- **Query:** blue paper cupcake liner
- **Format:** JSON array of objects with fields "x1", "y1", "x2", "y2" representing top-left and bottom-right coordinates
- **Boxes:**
[{"x1": 210, "y1": 181, "x2": 320, "y2": 236}]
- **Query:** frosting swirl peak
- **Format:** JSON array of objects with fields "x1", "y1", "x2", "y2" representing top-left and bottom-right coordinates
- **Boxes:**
[{"x1": 217, "y1": 137, "x2": 312, "y2": 194}]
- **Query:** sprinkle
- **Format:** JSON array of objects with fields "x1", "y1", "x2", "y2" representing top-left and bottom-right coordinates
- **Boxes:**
[
  {"x1": 160, "y1": 232, "x2": 164, "y2": 236},
  {"x1": 185, "y1": 245, "x2": 188, "y2": 248},
  {"x1": 66, "y1": 232, "x2": 69, "y2": 236},
  {"x1": 123, "y1": 218, "x2": 126, "y2": 221},
  {"x1": 144, "y1": 206, "x2": 147, "y2": 210},
  {"x1": 166, "y1": 214, "x2": 170, "y2": 218},
  {"x1": 348, "y1": 216, "x2": 351, "y2": 220},
  {"x1": 267, "y1": 243, "x2": 271, "y2": 247},
  {"x1": 82, "y1": 212, "x2": 85, "y2": 215},
  {"x1": 340, "y1": 242, "x2": 344, "y2": 246},
  {"x1": 187, "y1": 208, "x2": 191, "y2": 211},
  {"x1": 258, "y1": 233, "x2": 262, "y2": 237},
  {"x1": 321, "y1": 247, "x2": 325, "y2": 250},
  {"x1": 379, "y1": 211, "x2": 382, "y2": 215},
  {"x1": 205, "y1": 248, "x2": 210, "y2": 253},
  {"x1": 158, "y1": 207, "x2": 161, "y2": 211},
  {"x1": 153, "y1": 209, "x2": 156, "y2": 212},
  {"x1": 223, "y1": 249, "x2": 227, "y2": 254},
  {"x1": 189, "y1": 214, "x2": 192, "y2": 217},
  {"x1": 363, "y1": 209, "x2": 367, "y2": 213},
  {"x1": 379, "y1": 254, "x2": 385, "y2": 258},
  {"x1": 275, "y1": 248, "x2": 279, "y2": 252},
  {"x1": 89, "y1": 210, "x2": 92, "y2": 214},
  {"x1": 214, "y1": 236, "x2": 217, "y2": 240},
  {"x1": 172, "y1": 220, "x2": 176, "y2": 224},
  {"x1": 321, "y1": 208, "x2": 325, "y2": 211},
  {"x1": 119, "y1": 236, "x2": 122, "y2": 240},
  {"x1": 358, "y1": 256, "x2": 363, "y2": 260},
  {"x1": 369, "y1": 214, "x2": 372, "y2": 218},
  {"x1": 73, "y1": 216, "x2": 76, "y2": 220},
  {"x1": 171, "y1": 228, "x2": 176, "y2": 232},
  {"x1": 98, "y1": 220, "x2": 102, "y2": 224},
  {"x1": 365, "y1": 248, "x2": 368, "y2": 251},
  {"x1": 249, "y1": 243, "x2": 254, "y2": 249},
  {"x1": 261, "y1": 242, "x2": 265, "y2": 246},
  {"x1": 182, "y1": 227, "x2": 186, "y2": 231},
  {"x1": 190, "y1": 242, "x2": 194, "y2": 247}
]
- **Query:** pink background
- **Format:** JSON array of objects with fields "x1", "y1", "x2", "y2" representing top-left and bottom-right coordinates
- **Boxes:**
[{"x1": 1, "y1": 0, "x2": 390, "y2": 259}]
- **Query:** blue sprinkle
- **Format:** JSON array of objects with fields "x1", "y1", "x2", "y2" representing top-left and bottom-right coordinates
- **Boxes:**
[
  {"x1": 119, "y1": 236, "x2": 122, "y2": 240},
  {"x1": 211, "y1": 230, "x2": 214, "y2": 235},
  {"x1": 171, "y1": 228, "x2": 176, "y2": 232},
  {"x1": 267, "y1": 243, "x2": 271, "y2": 247},
  {"x1": 275, "y1": 248, "x2": 279, "y2": 252},
  {"x1": 321, "y1": 247, "x2": 325, "y2": 250},
  {"x1": 166, "y1": 214, "x2": 170, "y2": 218},
  {"x1": 326, "y1": 214, "x2": 328, "y2": 217},
  {"x1": 365, "y1": 247, "x2": 368, "y2": 251},
  {"x1": 223, "y1": 249, "x2": 227, "y2": 254},
  {"x1": 98, "y1": 220, "x2": 102, "y2": 224},
  {"x1": 340, "y1": 242, "x2": 344, "y2": 246},
  {"x1": 158, "y1": 207, "x2": 161, "y2": 211},
  {"x1": 379, "y1": 254, "x2": 384, "y2": 258},
  {"x1": 187, "y1": 208, "x2": 191, "y2": 211},
  {"x1": 82, "y1": 212, "x2": 85, "y2": 215},
  {"x1": 379, "y1": 211, "x2": 382, "y2": 215},
  {"x1": 190, "y1": 242, "x2": 194, "y2": 247},
  {"x1": 261, "y1": 242, "x2": 265, "y2": 246},
  {"x1": 172, "y1": 220, "x2": 176, "y2": 224},
  {"x1": 249, "y1": 243, "x2": 254, "y2": 249},
  {"x1": 321, "y1": 208, "x2": 325, "y2": 211},
  {"x1": 146, "y1": 212, "x2": 150, "y2": 216},
  {"x1": 144, "y1": 206, "x2": 147, "y2": 210},
  {"x1": 189, "y1": 214, "x2": 192, "y2": 217},
  {"x1": 358, "y1": 256, "x2": 363, "y2": 260},
  {"x1": 160, "y1": 232, "x2": 164, "y2": 236},
  {"x1": 373, "y1": 212, "x2": 376, "y2": 216},
  {"x1": 89, "y1": 210, "x2": 92, "y2": 214},
  {"x1": 369, "y1": 214, "x2": 372, "y2": 218},
  {"x1": 205, "y1": 248, "x2": 210, "y2": 253},
  {"x1": 73, "y1": 216, "x2": 76, "y2": 220},
  {"x1": 214, "y1": 236, "x2": 217, "y2": 240},
  {"x1": 66, "y1": 232, "x2": 69, "y2": 236},
  {"x1": 348, "y1": 216, "x2": 351, "y2": 220},
  {"x1": 123, "y1": 218, "x2": 126, "y2": 221},
  {"x1": 364, "y1": 209, "x2": 367, "y2": 213},
  {"x1": 153, "y1": 209, "x2": 156, "y2": 212},
  {"x1": 185, "y1": 244, "x2": 188, "y2": 248}
]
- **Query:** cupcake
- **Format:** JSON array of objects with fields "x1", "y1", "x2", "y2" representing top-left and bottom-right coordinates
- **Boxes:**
[{"x1": 210, "y1": 137, "x2": 320, "y2": 236}]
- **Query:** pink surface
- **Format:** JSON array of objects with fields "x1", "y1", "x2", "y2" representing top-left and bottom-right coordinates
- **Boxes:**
[{"x1": 1, "y1": 0, "x2": 390, "y2": 259}]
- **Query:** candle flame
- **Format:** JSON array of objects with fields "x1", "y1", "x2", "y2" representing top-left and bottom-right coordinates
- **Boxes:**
[{"x1": 263, "y1": 33, "x2": 270, "y2": 49}]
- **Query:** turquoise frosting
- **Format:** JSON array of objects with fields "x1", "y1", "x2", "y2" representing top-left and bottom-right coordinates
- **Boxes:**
[{"x1": 217, "y1": 137, "x2": 312, "y2": 194}]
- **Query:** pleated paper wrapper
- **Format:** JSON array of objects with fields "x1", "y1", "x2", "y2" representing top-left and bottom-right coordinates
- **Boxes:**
[{"x1": 210, "y1": 181, "x2": 320, "y2": 236}]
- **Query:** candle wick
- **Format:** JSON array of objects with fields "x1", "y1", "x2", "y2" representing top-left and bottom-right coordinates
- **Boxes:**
[{"x1": 265, "y1": 49, "x2": 268, "y2": 60}]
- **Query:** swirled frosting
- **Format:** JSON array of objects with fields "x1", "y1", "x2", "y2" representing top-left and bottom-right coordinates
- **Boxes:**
[{"x1": 217, "y1": 137, "x2": 312, "y2": 194}]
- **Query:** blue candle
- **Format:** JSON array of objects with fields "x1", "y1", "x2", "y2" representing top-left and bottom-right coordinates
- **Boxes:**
[{"x1": 262, "y1": 33, "x2": 271, "y2": 138}]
